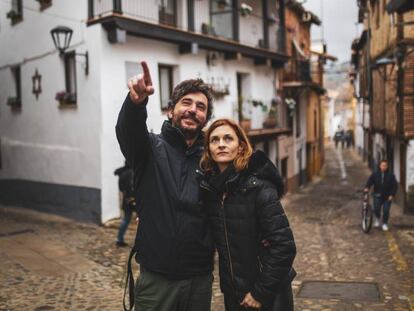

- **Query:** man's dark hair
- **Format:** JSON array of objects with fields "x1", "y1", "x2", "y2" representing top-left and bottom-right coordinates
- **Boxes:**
[
  {"x1": 168, "y1": 79, "x2": 214, "y2": 121},
  {"x1": 380, "y1": 159, "x2": 388, "y2": 165}
]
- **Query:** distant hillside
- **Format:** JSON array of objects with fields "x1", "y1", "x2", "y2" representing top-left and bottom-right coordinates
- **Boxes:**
[{"x1": 324, "y1": 61, "x2": 351, "y2": 91}]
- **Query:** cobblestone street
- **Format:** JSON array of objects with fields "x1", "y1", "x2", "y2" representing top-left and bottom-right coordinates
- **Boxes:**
[{"x1": 1, "y1": 145, "x2": 413, "y2": 311}]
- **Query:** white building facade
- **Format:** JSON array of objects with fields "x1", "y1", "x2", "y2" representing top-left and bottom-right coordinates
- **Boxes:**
[{"x1": 0, "y1": 0, "x2": 289, "y2": 223}]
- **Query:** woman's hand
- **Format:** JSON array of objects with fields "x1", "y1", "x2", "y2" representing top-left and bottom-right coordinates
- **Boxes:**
[{"x1": 240, "y1": 292, "x2": 262, "y2": 309}]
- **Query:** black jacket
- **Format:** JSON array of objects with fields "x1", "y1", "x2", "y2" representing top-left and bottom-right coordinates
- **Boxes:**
[
  {"x1": 114, "y1": 165, "x2": 134, "y2": 198},
  {"x1": 199, "y1": 151, "x2": 296, "y2": 307},
  {"x1": 116, "y1": 96, "x2": 214, "y2": 279},
  {"x1": 365, "y1": 170, "x2": 398, "y2": 198}
]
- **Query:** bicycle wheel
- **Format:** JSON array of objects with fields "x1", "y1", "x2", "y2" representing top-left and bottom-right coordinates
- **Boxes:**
[{"x1": 361, "y1": 202, "x2": 373, "y2": 233}]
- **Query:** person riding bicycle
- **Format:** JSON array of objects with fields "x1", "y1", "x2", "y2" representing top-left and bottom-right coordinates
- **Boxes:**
[{"x1": 364, "y1": 160, "x2": 398, "y2": 231}]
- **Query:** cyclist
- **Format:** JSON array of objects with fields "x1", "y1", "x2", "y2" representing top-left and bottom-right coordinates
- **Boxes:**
[{"x1": 364, "y1": 160, "x2": 398, "y2": 231}]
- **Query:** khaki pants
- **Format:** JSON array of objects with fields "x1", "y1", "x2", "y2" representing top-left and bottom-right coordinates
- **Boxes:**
[{"x1": 134, "y1": 267, "x2": 213, "y2": 311}]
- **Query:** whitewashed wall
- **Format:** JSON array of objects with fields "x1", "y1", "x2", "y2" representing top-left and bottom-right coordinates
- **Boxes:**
[
  {"x1": 393, "y1": 140, "x2": 400, "y2": 182},
  {"x1": 0, "y1": 1, "x2": 101, "y2": 189},
  {"x1": 407, "y1": 140, "x2": 414, "y2": 192}
]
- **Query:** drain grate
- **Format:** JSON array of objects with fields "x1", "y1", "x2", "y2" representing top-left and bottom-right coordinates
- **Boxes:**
[
  {"x1": 297, "y1": 281, "x2": 381, "y2": 301},
  {"x1": 0, "y1": 229, "x2": 34, "y2": 237}
]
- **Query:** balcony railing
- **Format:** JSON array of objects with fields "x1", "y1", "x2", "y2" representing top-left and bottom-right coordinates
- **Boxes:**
[
  {"x1": 88, "y1": 0, "x2": 285, "y2": 55},
  {"x1": 285, "y1": 59, "x2": 312, "y2": 82}
]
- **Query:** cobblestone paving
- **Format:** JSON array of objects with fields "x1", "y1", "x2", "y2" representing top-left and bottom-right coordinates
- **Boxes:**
[
  {"x1": 287, "y1": 145, "x2": 414, "y2": 311},
  {"x1": 0, "y1": 145, "x2": 413, "y2": 310}
]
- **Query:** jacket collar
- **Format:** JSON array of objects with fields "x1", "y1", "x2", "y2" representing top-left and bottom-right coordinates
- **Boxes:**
[{"x1": 160, "y1": 120, "x2": 204, "y2": 154}]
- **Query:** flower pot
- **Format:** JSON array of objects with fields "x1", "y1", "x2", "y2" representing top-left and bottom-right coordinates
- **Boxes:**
[
  {"x1": 263, "y1": 116, "x2": 277, "y2": 129},
  {"x1": 240, "y1": 119, "x2": 251, "y2": 132}
]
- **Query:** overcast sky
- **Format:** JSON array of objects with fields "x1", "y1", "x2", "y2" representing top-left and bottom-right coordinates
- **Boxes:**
[{"x1": 303, "y1": 0, "x2": 361, "y2": 63}]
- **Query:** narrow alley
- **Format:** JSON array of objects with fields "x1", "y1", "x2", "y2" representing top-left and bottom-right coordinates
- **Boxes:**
[{"x1": 0, "y1": 145, "x2": 413, "y2": 311}]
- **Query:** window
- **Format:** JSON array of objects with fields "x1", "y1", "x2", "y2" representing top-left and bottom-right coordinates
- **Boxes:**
[
  {"x1": 159, "y1": 65, "x2": 174, "y2": 111},
  {"x1": 64, "y1": 51, "x2": 77, "y2": 105},
  {"x1": 159, "y1": 0, "x2": 176, "y2": 26},
  {"x1": 7, "y1": 66, "x2": 21, "y2": 109},
  {"x1": 6, "y1": 0, "x2": 23, "y2": 25},
  {"x1": 125, "y1": 61, "x2": 143, "y2": 87},
  {"x1": 210, "y1": 0, "x2": 234, "y2": 40}
]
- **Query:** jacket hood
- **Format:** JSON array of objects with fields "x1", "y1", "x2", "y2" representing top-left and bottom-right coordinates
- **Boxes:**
[{"x1": 247, "y1": 150, "x2": 285, "y2": 197}]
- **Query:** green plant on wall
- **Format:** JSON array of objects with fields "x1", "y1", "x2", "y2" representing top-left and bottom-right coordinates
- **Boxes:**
[{"x1": 250, "y1": 99, "x2": 268, "y2": 112}]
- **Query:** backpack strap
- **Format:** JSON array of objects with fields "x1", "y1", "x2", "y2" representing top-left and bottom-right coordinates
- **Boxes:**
[{"x1": 123, "y1": 246, "x2": 137, "y2": 311}]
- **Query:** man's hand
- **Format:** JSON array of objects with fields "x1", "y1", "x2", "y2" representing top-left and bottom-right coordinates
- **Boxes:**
[
  {"x1": 240, "y1": 293, "x2": 262, "y2": 309},
  {"x1": 388, "y1": 196, "x2": 393, "y2": 201},
  {"x1": 128, "y1": 61, "x2": 154, "y2": 105},
  {"x1": 364, "y1": 188, "x2": 369, "y2": 193}
]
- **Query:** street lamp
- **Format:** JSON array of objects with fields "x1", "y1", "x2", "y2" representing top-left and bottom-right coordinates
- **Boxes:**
[
  {"x1": 50, "y1": 26, "x2": 73, "y2": 55},
  {"x1": 50, "y1": 26, "x2": 89, "y2": 75}
]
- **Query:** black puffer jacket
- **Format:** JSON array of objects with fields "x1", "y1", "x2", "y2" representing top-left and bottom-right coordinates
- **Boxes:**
[{"x1": 199, "y1": 151, "x2": 296, "y2": 307}]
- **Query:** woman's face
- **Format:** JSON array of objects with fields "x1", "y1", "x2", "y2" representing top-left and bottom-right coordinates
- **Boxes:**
[{"x1": 209, "y1": 125, "x2": 241, "y2": 172}]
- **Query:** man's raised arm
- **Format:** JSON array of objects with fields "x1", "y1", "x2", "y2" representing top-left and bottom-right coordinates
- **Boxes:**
[{"x1": 116, "y1": 61, "x2": 155, "y2": 174}]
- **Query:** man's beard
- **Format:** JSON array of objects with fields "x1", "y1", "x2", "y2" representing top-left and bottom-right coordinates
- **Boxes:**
[{"x1": 171, "y1": 112, "x2": 204, "y2": 141}]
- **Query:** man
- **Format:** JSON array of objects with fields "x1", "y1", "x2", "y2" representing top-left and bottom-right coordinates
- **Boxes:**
[
  {"x1": 334, "y1": 129, "x2": 344, "y2": 149},
  {"x1": 364, "y1": 160, "x2": 398, "y2": 231},
  {"x1": 114, "y1": 161, "x2": 135, "y2": 247},
  {"x1": 116, "y1": 61, "x2": 215, "y2": 311}
]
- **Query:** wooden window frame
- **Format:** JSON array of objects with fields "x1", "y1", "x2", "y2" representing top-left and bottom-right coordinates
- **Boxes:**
[
  {"x1": 63, "y1": 51, "x2": 77, "y2": 106},
  {"x1": 7, "y1": 65, "x2": 22, "y2": 109},
  {"x1": 159, "y1": 65, "x2": 174, "y2": 111},
  {"x1": 159, "y1": 0, "x2": 177, "y2": 27}
]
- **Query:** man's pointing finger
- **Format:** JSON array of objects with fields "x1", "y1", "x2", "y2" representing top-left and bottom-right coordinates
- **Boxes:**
[{"x1": 141, "y1": 61, "x2": 153, "y2": 86}]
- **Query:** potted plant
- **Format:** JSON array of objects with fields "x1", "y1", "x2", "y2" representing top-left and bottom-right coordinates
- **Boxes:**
[
  {"x1": 6, "y1": 9, "x2": 21, "y2": 20},
  {"x1": 7, "y1": 96, "x2": 21, "y2": 109},
  {"x1": 263, "y1": 97, "x2": 280, "y2": 129},
  {"x1": 251, "y1": 99, "x2": 268, "y2": 113},
  {"x1": 55, "y1": 91, "x2": 76, "y2": 106},
  {"x1": 240, "y1": 3, "x2": 253, "y2": 16},
  {"x1": 286, "y1": 97, "x2": 296, "y2": 116}
]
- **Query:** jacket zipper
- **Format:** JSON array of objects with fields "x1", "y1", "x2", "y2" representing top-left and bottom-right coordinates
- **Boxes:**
[{"x1": 221, "y1": 193, "x2": 236, "y2": 287}]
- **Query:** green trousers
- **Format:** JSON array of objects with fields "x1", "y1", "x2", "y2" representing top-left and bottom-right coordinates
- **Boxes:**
[{"x1": 134, "y1": 267, "x2": 213, "y2": 311}]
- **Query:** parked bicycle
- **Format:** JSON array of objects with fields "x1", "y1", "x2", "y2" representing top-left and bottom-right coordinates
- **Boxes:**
[{"x1": 361, "y1": 191, "x2": 373, "y2": 233}]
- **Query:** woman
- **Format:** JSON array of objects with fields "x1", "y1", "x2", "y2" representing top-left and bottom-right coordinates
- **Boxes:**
[{"x1": 199, "y1": 118, "x2": 296, "y2": 310}]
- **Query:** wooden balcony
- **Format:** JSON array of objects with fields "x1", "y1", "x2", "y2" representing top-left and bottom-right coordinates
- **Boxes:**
[{"x1": 282, "y1": 58, "x2": 325, "y2": 94}]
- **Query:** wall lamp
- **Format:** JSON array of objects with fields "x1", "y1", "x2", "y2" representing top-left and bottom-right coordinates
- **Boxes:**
[{"x1": 50, "y1": 26, "x2": 89, "y2": 75}]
